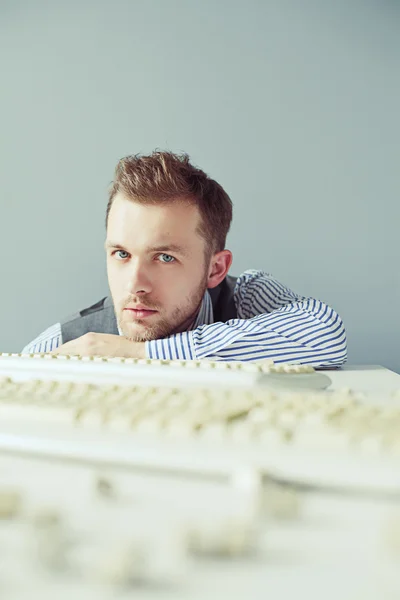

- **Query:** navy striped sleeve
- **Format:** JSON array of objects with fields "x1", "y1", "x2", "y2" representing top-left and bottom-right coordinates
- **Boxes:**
[
  {"x1": 22, "y1": 323, "x2": 63, "y2": 354},
  {"x1": 146, "y1": 270, "x2": 347, "y2": 367}
]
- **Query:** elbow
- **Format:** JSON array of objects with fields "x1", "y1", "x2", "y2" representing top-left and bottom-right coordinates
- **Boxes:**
[
  {"x1": 337, "y1": 317, "x2": 348, "y2": 365},
  {"x1": 329, "y1": 328, "x2": 348, "y2": 367},
  {"x1": 307, "y1": 305, "x2": 348, "y2": 368}
]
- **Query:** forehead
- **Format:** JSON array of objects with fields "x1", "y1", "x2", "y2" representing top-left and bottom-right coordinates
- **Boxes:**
[{"x1": 107, "y1": 193, "x2": 204, "y2": 252}]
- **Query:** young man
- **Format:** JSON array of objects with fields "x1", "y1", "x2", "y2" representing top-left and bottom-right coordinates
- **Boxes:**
[{"x1": 23, "y1": 151, "x2": 347, "y2": 366}]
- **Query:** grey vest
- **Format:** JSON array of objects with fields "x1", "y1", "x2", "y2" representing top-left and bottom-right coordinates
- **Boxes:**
[{"x1": 61, "y1": 275, "x2": 238, "y2": 344}]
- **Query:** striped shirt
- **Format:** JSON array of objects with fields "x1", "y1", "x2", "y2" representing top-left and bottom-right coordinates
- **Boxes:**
[{"x1": 22, "y1": 270, "x2": 347, "y2": 367}]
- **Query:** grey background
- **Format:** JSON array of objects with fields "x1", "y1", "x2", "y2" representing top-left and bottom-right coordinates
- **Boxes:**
[{"x1": 0, "y1": 0, "x2": 399, "y2": 372}]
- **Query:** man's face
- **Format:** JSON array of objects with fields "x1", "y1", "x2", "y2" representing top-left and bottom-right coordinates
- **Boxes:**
[{"x1": 106, "y1": 193, "x2": 211, "y2": 342}]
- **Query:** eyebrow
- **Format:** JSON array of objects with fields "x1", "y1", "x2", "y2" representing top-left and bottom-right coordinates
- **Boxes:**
[
  {"x1": 105, "y1": 241, "x2": 188, "y2": 256},
  {"x1": 105, "y1": 241, "x2": 125, "y2": 250}
]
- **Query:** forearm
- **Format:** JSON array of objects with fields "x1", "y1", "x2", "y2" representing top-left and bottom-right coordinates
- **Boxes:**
[{"x1": 146, "y1": 299, "x2": 347, "y2": 366}]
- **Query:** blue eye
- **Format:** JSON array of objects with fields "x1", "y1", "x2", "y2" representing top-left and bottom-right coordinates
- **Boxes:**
[
  {"x1": 158, "y1": 254, "x2": 175, "y2": 263},
  {"x1": 115, "y1": 250, "x2": 129, "y2": 260}
]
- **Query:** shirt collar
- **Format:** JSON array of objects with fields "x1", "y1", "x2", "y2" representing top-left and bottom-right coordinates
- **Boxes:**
[{"x1": 190, "y1": 290, "x2": 214, "y2": 330}]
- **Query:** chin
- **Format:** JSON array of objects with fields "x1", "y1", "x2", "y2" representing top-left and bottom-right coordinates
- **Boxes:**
[
  {"x1": 119, "y1": 312, "x2": 175, "y2": 342},
  {"x1": 119, "y1": 322, "x2": 155, "y2": 343},
  {"x1": 123, "y1": 324, "x2": 147, "y2": 340}
]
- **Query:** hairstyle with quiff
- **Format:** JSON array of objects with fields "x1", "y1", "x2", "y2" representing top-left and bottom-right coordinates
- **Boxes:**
[{"x1": 106, "y1": 151, "x2": 233, "y2": 253}]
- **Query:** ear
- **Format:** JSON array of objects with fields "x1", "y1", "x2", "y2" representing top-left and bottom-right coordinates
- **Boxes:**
[{"x1": 207, "y1": 250, "x2": 233, "y2": 289}]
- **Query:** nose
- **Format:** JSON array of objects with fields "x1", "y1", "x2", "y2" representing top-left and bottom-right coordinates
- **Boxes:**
[{"x1": 125, "y1": 259, "x2": 153, "y2": 296}]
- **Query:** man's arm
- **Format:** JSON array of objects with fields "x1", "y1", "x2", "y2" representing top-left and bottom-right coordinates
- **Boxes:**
[
  {"x1": 146, "y1": 270, "x2": 347, "y2": 367},
  {"x1": 22, "y1": 325, "x2": 146, "y2": 359}
]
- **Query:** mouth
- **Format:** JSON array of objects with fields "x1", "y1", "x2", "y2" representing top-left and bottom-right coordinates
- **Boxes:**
[{"x1": 123, "y1": 308, "x2": 158, "y2": 319}]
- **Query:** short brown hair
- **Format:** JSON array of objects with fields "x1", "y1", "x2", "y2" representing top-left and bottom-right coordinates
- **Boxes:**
[{"x1": 106, "y1": 151, "x2": 233, "y2": 252}]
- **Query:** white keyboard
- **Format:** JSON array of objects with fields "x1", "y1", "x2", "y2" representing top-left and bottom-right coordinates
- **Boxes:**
[
  {"x1": 1, "y1": 354, "x2": 400, "y2": 600},
  {"x1": 0, "y1": 352, "x2": 332, "y2": 390}
]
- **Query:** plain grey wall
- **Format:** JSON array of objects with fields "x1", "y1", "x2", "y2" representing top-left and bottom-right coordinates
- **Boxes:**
[{"x1": 0, "y1": 0, "x2": 399, "y2": 372}]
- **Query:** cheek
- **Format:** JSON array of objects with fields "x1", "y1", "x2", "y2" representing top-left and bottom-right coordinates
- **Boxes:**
[
  {"x1": 170, "y1": 269, "x2": 204, "y2": 300},
  {"x1": 153, "y1": 274, "x2": 175, "y2": 300},
  {"x1": 107, "y1": 264, "x2": 125, "y2": 296},
  {"x1": 153, "y1": 270, "x2": 188, "y2": 304}
]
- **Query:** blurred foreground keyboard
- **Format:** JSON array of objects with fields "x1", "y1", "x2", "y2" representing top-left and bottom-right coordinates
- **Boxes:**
[{"x1": 0, "y1": 353, "x2": 400, "y2": 600}]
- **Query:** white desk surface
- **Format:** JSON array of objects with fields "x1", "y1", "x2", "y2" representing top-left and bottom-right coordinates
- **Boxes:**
[{"x1": 320, "y1": 364, "x2": 400, "y2": 393}]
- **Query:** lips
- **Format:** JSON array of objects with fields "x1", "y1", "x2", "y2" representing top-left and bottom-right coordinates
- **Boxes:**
[{"x1": 124, "y1": 307, "x2": 158, "y2": 319}]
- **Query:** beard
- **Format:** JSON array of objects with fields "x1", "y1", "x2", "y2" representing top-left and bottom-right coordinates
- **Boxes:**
[{"x1": 116, "y1": 273, "x2": 209, "y2": 342}]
